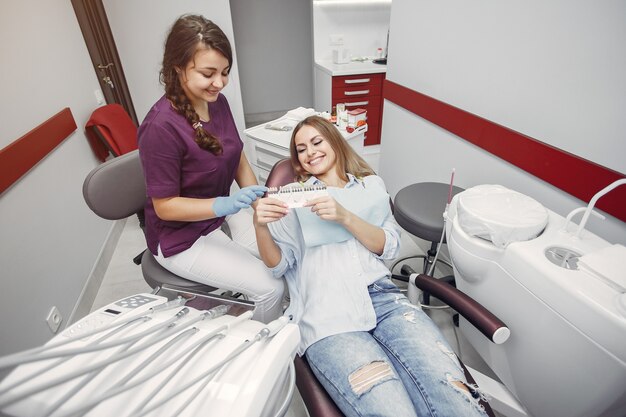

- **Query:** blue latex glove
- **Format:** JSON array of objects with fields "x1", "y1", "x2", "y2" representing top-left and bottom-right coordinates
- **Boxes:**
[{"x1": 213, "y1": 185, "x2": 268, "y2": 217}]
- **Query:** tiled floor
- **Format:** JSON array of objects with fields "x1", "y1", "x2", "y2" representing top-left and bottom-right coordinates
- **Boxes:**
[{"x1": 90, "y1": 215, "x2": 501, "y2": 417}]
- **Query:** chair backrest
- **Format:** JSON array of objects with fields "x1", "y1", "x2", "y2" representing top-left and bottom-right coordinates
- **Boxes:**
[
  {"x1": 85, "y1": 104, "x2": 138, "y2": 162},
  {"x1": 83, "y1": 149, "x2": 145, "y2": 220},
  {"x1": 265, "y1": 158, "x2": 296, "y2": 188}
]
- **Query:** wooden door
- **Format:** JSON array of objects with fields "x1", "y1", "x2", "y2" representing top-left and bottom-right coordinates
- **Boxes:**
[{"x1": 71, "y1": 0, "x2": 138, "y2": 126}]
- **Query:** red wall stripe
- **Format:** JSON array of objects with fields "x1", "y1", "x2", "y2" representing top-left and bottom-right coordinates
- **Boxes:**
[
  {"x1": 0, "y1": 108, "x2": 77, "y2": 195},
  {"x1": 383, "y1": 79, "x2": 626, "y2": 223}
]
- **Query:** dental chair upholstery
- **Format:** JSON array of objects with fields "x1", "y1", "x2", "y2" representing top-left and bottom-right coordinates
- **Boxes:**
[
  {"x1": 82, "y1": 149, "x2": 217, "y2": 293},
  {"x1": 265, "y1": 159, "x2": 499, "y2": 417}
]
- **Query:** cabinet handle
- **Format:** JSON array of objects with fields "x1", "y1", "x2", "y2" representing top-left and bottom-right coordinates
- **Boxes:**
[
  {"x1": 344, "y1": 90, "x2": 369, "y2": 96},
  {"x1": 344, "y1": 78, "x2": 370, "y2": 84},
  {"x1": 345, "y1": 101, "x2": 369, "y2": 107}
]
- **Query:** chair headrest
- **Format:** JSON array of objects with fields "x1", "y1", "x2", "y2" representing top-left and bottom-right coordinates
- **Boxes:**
[
  {"x1": 83, "y1": 150, "x2": 146, "y2": 220},
  {"x1": 265, "y1": 159, "x2": 296, "y2": 188}
]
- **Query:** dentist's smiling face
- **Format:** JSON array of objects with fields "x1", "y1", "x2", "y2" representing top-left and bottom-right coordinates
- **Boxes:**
[
  {"x1": 294, "y1": 124, "x2": 337, "y2": 178},
  {"x1": 178, "y1": 46, "x2": 230, "y2": 107}
]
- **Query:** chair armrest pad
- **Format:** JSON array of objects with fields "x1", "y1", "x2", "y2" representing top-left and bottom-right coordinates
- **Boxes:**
[{"x1": 412, "y1": 273, "x2": 509, "y2": 344}]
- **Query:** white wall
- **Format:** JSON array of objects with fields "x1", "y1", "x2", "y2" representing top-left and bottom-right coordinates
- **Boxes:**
[
  {"x1": 380, "y1": 0, "x2": 626, "y2": 246},
  {"x1": 230, "y1": 0, "x2": 314, "y2": 122},
  {"x1": 0, "y1": 1, "x2": 113, "y2": 355},
  {"x1": 103, "y1": 0, "x2": 246, "y2": 135},
  {"x1": 313, "y1": 1, "x2": 391, "y2": 61}
]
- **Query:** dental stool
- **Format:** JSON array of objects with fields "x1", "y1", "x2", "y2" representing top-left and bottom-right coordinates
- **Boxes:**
[
  {"x1": 82, "y1": 150, "x2": 217, "y2": 294},
  {"x1": 392, "y1": 182, "x2": 464, "y2": 305}
]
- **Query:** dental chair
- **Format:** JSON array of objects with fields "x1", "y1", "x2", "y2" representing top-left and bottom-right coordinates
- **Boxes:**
[
  {"x1": 82, "y1": 149, "x2": 217, "y2": 293},
  {"x1": 264, "y1": 159, "x2": 502, "y2": 417}
]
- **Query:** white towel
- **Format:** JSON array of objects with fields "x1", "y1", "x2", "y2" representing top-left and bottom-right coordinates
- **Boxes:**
[{"x1": 285, "y1": 107, "x2": 316, "y2": 121}]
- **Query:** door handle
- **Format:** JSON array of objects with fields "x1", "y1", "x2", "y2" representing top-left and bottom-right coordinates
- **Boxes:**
[{"x1": 102, "y1": 76, "x2": 115, "y2": 89}]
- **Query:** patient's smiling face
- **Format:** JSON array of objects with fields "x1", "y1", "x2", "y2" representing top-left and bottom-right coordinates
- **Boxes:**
[{"x1": 294, "y1": 125, "x2": 338, "y2": 179}]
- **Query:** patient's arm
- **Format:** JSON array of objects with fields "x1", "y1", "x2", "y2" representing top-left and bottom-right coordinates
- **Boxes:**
[{"x1": 254, "y1": 197, "x2": 288, "y2": 267}]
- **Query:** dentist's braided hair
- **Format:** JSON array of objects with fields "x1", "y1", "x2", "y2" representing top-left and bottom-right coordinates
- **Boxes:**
[{"x1": 160, "y1": 14, "x2": 232, "y2": 154}]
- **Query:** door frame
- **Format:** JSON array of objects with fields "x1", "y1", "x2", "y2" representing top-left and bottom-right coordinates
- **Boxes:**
[{"x1": 71, "y1": 0, "x2": 138, "y2": 126}]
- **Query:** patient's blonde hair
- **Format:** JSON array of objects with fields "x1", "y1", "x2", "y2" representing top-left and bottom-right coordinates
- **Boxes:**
[{"x1": 289, "y1": 116, "x2": 375, "y2": 182}]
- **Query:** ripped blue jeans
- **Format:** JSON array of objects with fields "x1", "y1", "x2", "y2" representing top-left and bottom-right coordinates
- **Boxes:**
[{"x1": 305, "y1": 278, "x2": 488, "y2": 417}]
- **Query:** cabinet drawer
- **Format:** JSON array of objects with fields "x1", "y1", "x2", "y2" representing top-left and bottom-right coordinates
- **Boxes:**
[
  {"x1": 254, "y1": 141, "x2": 289, "y2": 172},
  {"x1": 332, "y1": 73, "x2": 384, "y2": 89},
  {"x1": 332, "y1": 87, "x2": 379, "y2": 100}
]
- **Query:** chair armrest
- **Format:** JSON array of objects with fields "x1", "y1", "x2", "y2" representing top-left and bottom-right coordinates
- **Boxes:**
[
  {"x1": 392, "y1": 269, "x2": 510, "y2": 344},
  {"x1": 294, "y1": 356, "x2": 343, "y2": 417}
]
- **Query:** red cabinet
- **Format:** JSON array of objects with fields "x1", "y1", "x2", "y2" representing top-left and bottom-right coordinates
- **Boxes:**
[{"x1": 331, "y1": 73, "x2": 385, "y2": 146}]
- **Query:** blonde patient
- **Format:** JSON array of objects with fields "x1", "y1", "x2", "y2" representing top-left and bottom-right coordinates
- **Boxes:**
[{"x1": 253, "y1": 116, "x2": 489, "y2": 417}]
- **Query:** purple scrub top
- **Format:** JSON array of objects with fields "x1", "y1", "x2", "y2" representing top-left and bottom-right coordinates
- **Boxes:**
[{"x1": 138, "y1": 94, "x2": 243, "y2": 257}]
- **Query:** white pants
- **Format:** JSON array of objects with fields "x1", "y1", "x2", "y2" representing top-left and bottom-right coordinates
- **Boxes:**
[{"x1": 155, "y1": 209, "x2": 284, "y2": 323}]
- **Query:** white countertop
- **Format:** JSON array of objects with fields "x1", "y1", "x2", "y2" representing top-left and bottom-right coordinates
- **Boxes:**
[
  {"x1": 244, "y1": 115, "x2": 367, "y2": 151},
  {"x1": 315, "y1": 59, "x2": 387, "y2": 76}
]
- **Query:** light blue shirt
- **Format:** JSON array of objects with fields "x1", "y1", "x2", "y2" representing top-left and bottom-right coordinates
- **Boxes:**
[{"x1": 268, "y1": 174, "x2": 401, "y2": 355}]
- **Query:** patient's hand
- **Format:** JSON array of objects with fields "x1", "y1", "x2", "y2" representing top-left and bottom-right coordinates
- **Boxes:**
[
  {"x1": 304, "y1": 196, "x2": 349, "y2": 225},
  {"x1": 254, "y1": 197, "x2": 289, "y2": 226}
]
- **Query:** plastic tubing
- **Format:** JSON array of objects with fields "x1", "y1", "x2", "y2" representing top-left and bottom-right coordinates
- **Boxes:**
[
  {"x1": 0, "y1": 310, "x2": 201, "y2": 408},
  {"x1": 575, "y1": 178, "x2": 626, "y2": 238},
  {"x1": 0, "y1": 297, "x2": 186, "y2": 370},
  {"x1": 0, "y1": 308, "x2": 190, "y2": 370},
  {"x1": 130, "y1": 309, "x2": 251, "y2": 414},
  {"x1": 54, "y1": 328, "x2": 199, "y2": 417},
  {"x1": 53, "y1": 306, "x2": 235, "y2": 417},
  {"x1": 41, "y1": 327, "x2": 148, "y2": 417},
  {"x1": 273, "y1": 361, "x2": 297, "y2": 417},
  {"x1": 129, "y1": 330, "x2": 225, "y2": 414},
  {"x1": 0, "y1": 317, "x2": 144, "y2": 397},
  {"x1": 135, "y1": 312, "x2": 281, "y2": 417}
]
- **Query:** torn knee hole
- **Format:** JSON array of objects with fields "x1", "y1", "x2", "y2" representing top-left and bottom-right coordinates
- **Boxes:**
[
  {"x1": 447, "y1": 374, "x2": 482, "y2": 400},
  {"x1": 348, "y1": 361, "x2": 395, "y2": 395},
  {"x1": 403, "y1": 311, "x2": 417, "y2": 323},
  {"x1": 452, "y1": 380, "x2": 470, "y2": 394}
]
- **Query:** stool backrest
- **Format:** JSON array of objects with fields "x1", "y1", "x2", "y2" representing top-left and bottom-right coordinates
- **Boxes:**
[{"x1": 82, "y1": 149, "x2": 145, "y2": 220}]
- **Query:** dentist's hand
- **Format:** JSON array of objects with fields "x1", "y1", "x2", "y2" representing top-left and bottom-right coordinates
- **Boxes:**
[{"x1": 213, "y1": 185, "x2": 268, "y2": 217}]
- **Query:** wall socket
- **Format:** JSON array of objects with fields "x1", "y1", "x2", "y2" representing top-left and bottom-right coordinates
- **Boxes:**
[
  {"x1": 94, "y1": 88, "x2": 105, "y2": 106},
  {"x1": 46, "y1": 306, "x2": 63, "y2": 334},
  {"x1": 329, "y1": 34, "x2": 344, "y2": 46}
]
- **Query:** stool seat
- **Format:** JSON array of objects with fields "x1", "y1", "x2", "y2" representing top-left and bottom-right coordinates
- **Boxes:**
[
  {"x1": 394, "y1": 182, "x2": 464, "y2": 243},
  {"x1": 141, "y1": 249, "x2": 217, "y2": 293}
]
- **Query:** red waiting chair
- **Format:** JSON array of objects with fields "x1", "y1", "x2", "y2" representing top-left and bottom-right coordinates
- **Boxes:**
[{"x1": 85, "y1": 103, "x2": 137, "y2": 162}]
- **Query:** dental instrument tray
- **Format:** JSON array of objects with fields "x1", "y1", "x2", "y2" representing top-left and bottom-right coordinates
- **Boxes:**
[
  {"x1": 266, "y1": 184, "x2": 328, "y2": 208},
  {"x1": 0, "y1": 289, "x2": 300, "y2": 417}
]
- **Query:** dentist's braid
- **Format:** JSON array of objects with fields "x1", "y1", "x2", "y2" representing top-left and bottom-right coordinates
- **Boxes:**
[
  {"x1": 166, "y1": 81, "x2": 222, "y2": 154},
  {"x1": 160, "y1": 14, "x2": 233, "y2": 155}
]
